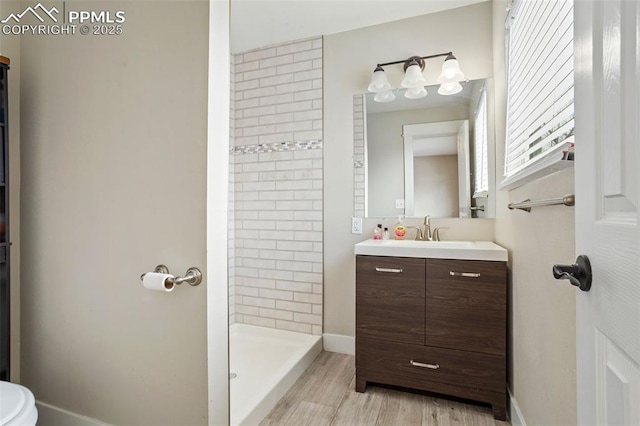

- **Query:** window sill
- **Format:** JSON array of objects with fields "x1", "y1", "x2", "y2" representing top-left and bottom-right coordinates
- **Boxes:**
[{"x1": 498, "y1": 145, "x2": 574, "y2": 191}]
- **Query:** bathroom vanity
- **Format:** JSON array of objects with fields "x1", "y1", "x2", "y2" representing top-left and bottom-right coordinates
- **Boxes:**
[{"x1": 354, "y1": 239, "x2": 508, "y2": 420}]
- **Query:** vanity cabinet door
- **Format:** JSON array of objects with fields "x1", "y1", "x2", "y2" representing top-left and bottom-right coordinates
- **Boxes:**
[
  {"x1": 426, "y1": 259, "x2": 507, "y2": 355},
  {"x1": 356, "y1": 256, "x2": 425, "y2": 345}
]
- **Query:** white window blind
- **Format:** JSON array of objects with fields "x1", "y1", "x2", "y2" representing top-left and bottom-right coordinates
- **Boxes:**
[
  {"x1": 474, "y1": 89, "x2": 489, "y2": 197},
  {"x1": 504, "y1": 0, "x2": 574, "y2": 179}
]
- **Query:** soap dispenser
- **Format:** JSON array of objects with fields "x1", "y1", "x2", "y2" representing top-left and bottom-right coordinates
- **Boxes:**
[
  {"x1": 394, "y1": 216, "x2": 407, "y2": 240},
  {"x1": 373, "y1": 224, "x2": 382, "y2": 240}
]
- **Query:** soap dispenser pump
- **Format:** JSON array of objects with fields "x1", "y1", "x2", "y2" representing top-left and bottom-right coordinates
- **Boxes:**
[{"x1": 394, "y1": 216, "x2": 407, "y2": 240}]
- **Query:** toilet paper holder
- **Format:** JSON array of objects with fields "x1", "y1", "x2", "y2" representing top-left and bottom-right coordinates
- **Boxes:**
[{"x1": 140, "y1": 265, "x2": 203, "y2": 287}]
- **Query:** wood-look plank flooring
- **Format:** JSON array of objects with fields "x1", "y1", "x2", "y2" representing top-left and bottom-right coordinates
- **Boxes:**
[{"x1": 261, "y1": 352, "x2": 511, "y2": 426}]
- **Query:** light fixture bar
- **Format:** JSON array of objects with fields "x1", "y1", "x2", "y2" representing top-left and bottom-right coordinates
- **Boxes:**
[{"x1": 375, "y1": 52, "x2": 452, "y2": 68}]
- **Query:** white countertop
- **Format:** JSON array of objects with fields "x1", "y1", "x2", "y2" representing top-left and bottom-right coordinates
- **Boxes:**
[{"x1": 354, "y1": 239, "x2": 508, "y2": 262}]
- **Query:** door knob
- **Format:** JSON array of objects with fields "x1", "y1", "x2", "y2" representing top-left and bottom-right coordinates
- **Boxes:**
[{"x1": 553, "y1": 255, "x2": 592, "y2": 292}]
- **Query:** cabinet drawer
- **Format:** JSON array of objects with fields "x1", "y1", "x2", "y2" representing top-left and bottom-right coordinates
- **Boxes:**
[
  {"x1": 356, "y1": 256, "x2": 425, "y2": 345},
  {"x1": 356, "y1": 337, "x2": 505, "y2": 392},
  {"x1": 426, "y1": 259, "x2": 507, "y2": 355}
]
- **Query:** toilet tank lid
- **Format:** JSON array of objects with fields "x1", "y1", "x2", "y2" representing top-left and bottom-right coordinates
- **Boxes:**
[{"x1": 0, "y1": 381, "x2": 35, "y2": 424}]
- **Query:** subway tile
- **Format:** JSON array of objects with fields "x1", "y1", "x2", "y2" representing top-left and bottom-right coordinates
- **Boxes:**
[
  {"x1": 293, "y1": 211, "x2": 322, "y2": 221},
  {"x1": 242, "y1": 239, "x2": 277, "y2": 250},
  {"x1": 312, "y1": 38, "x2": 322, "y2": 49},
  {"x1": 276, "y1": 180, "x2": 313, "y2": 190},
  {"x1": 293, "y1": 130, "x2": 323, "y2": 141},
  {"x1": 259, "y1": 308, "x2": 293, "y2": 321},
  {"x1": 236, "y1": 304, "x2": 260, "y2": 316},
  {"x1": 258, "y1": 151, "x2": 294, "y2": 162},
  {"x1": 260, "y1": 74, "x2": 294, "y2": 87},
  {"x1": 312, "y1": 263, "x2": 323, "y2": 273},
  {"x1": 235, "y1": 286, "x2": 260, "y2": 297},
  {"x1": 243, "y1": 315, "x2": 276, "y2": 328},
  {"x1": 235, "y1": 248, "x2": 260, "y2": 258},
  {"x1": 276, "y1": 221, "x2": 313, "y2": 231},
  {"x1": 235, "y1": 60, "x2": 260, "y2": 73},
  {"x1": 276, "y1": 260, "x2": 314, "y2": 272},
  {"x1": 276, "y1": 200, "x2": 314, "y2": 210},
  {"x1": 293, "y1": 89, "x2": 322, "y2": 102},
  {"x1": 258, "y1": 133, "x2": 294, "y2": 144},
  {"x1": 259, "y1": 249, "x2": 294, "y2": 260},
  {"x1": 259, "y1": 230, "x2": 295, "y2": 240},
  {"x1": 293, "y1": 231, "x2": 322, "y2": 242},
  {"x1": 243, "y1": 86, "x2": 277, "y2": 100},
  {"x1": 276, "y1": 81, "x2": 314, "y2": 95},
  {"x1": 276, "y1": 101, "x2": 313, "y2": 113},
  {"x1": 258, "y1": 113, "x2": 294, "y2": 125},
  {"x1": 235, "y1": 98, "x2": 260, "y2": 110},
  {"x1": 293, "y1": 69, "x2": 322, "y2": 83},
  {"x1": 312, "y1": 305, "x2": 322, "y2": 315},
  {"x1": 260, "y1": 93, "x2": 294, "y2": 106},
  {"x1": 235, "y1": 267, "x2": 259, "y2": 277},
  {"x1": 235, "y1": 80, "x2": 260, "y2": 92},
  {"x1": 240, "y1": 220, "x2": 276, "y2": 230},
  {"x1": 260, "y1": 288, "x2": 294, "y2": 301},
  {"x1": 293, "y1": 312, "x2": 322, "y2": 325},
  {"x1": 294, "y1": 251, "x2": 322, "y2": 262},
  {"x1": 242, "y1": 124, "x2": 277, "y2": 137},
  {"x1": 294, "y1": 190, "x2": 322, "y2": 200},
  {"x1": 259, "y1": 269, "x2": 294, "y2": 281},
  {"x1": 276, "y1": 280, "x2": 313, "y2": 293},
  {"x1": 313, "y1": 284, "x2": 323, "y2": 294},
  {"x1": 312, "y1": 59, "x2": 322, "y2": 69},
  {"x1": 294, "y1": 292, "x2": 322, "y2": 304},
  {"x1": 241, "y1": 105, "x2": 276, "y2": 118},
  {"x1": 278, "y1": 61, "x2": 313, "y2": 75},
  {"x1": 276, "y1": 320, "x2": 312, "y2": 334},
  {"x1": 293, "y1": 109, "x2": 323, "y2": 121},
  {"x1": 276, "y1": 121, "x2": 313, "y2": 133},
  {"x1": 294, "y1": 49, "x2": 322, "y2": 62},
  {"x1": 277, "y1": 240, "x2": 313, "y2": 251},
  {"x1": 259, "y1": 210, "x2": 294, "y2": 220},
  {"x1": 312, "y1": 325, "x2": 322, "y2": 335},
  {"x1": 243, "y1": 67, "x2": 277, "y2": 81},
  {"x1": 276, "y1": 159, "x2": 313, "y2": 170},
  {"x1": 276, "y1": 300, "x2": 312, "y2": 313},
  {"x1": 242, "y1": 296, "x2": 276, "y2": 309},
  {"x1": 259, "y1": 170, "x2": 295, "y2": 181},
  {"x1": 234, "y1": 153, "x2": 260, "y2": 163},
  {"x1": 259, "y1": 191, "x2": 295, "y2": 201},
  {"x1": 260, "y1": 54, "x2": 293, "y2": 68},
  {"x1": 276, "y1": 40, "x2": 313, "y2": 55},
  {"x1": 239, "y1": 161, "x2": 276, "y2": 172},
  {"x1": 238, "y1": 277, "x2": 276, "y2": 289},
  {"x1": 243, "y1": 47, "x2": 277, "y2": 62},
  {"x1": 241, "y1": 181, "x2": 276, "y2": 191},
  {"x1": 294, "y1": 272, "x2": 323, "y2": 283}
]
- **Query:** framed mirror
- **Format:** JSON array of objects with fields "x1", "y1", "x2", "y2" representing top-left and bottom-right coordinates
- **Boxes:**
[{"x1": 353, "y1": 78, "x2": 496, "y2": 219}]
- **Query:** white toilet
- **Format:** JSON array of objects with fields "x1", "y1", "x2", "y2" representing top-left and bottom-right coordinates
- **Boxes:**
[{"x1": 0, "y1": 381, "x2": 38, "y2": 426}]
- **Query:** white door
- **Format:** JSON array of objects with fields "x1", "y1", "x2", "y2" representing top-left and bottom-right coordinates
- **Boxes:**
[
  {"x1": 207, "y1": 0, "x2": 231, "y2": 424},
  {"x1": 574, "y1": 1, "x2": 640, "y2": 424}
]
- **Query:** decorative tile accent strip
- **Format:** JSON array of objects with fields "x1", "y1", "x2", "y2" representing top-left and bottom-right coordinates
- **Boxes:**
[{"x1": 230, "y1": 139, "x2": 322, "y2": 155}]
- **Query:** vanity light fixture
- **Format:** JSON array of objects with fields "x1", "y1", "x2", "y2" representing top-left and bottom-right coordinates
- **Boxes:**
[{"x1": 367, "y1": 52, "x2": 465, "y2": 102}]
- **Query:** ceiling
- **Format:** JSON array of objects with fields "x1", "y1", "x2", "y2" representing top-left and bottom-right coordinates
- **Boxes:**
[{"x1": 230, "y1": 0, "x2": 488, "y2": 53}]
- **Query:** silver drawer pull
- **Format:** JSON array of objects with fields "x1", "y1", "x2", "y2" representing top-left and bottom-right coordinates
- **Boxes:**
[
  {"x1": 410, "y1": 360, "x2": 440, "y2": 369},
  {"x1": 375, "y1": 267, "x2": 403, "y2": 273},
  {"x1": 450, "y1": 271, "x2": 481, "y2": 278}
]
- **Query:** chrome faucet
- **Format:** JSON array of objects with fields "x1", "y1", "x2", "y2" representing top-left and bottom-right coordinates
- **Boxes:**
[
  {"x1": 422, "y1": 216, "x2": 433, "y2": 241},
  {"x1": 406, "y1": 226, "x2": 423, "y2": 240},
  {"x1": 420, "y1": 215, "x2": 448, "y2": 241}
]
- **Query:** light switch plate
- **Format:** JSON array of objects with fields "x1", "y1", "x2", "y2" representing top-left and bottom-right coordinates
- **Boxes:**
[
  {"x1": 395, "y1": 199, "x2": 405, "y2": 209},
  {"x1": 351, "y1": 217, "x2": 363, "y2": 234}
]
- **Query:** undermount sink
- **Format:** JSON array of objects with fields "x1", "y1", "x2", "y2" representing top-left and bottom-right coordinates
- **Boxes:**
[{"x1": 354, "y1": 238, "x2": 508, "y2": 261}]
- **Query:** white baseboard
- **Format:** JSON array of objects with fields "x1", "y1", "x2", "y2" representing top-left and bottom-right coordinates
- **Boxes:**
[
  {"x1": 36, "y1": 401, "x2": 111, "y2": 426},
  {"x1": 322, "y1": 333, "x2": 355, "y2": 355},
  {"x1": 508, "y1": 388, "x2": 527, "y2": 426}
]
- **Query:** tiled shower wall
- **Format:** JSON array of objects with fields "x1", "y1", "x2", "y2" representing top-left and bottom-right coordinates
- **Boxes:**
[
  {"x1": 229, "y1": 55, "x2": 236, "y2": 325},
  {"x1": 353, "y1": 94, "x2": 366, "y2": 218},
  {"x1": 230, "y1": 37, "x2": 323, "y2": 335}
]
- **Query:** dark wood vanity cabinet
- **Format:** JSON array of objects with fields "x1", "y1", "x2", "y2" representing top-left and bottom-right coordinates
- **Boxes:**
[{"x1": 355, "y1": 255, "x2": 508, "y2": 420}]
